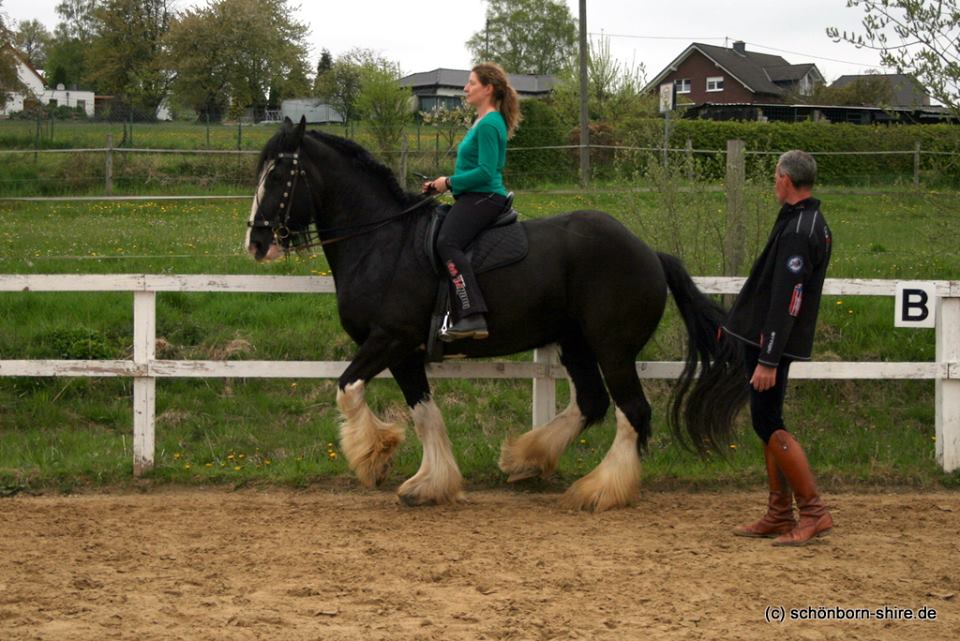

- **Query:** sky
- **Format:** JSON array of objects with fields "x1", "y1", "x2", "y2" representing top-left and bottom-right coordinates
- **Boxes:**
[{"x1": 3, "y1": 0, "x2": 889, "y2": 84}]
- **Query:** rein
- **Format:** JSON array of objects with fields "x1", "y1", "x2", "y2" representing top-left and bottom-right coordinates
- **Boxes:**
[{"x1": 247, "y1": 149, "x2": 438, "y2": 254}]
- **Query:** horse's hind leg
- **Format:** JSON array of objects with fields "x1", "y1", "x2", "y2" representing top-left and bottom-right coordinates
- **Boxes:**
[
  {"x1": 499, "y1": 335, "x2": 610, "y2": 481},
  {"x1": 391, "y1": 354, "x2": 464, "y2": 506},
  {"x1": 562, "y1": 356, "x2": 650, "y2": 512}
]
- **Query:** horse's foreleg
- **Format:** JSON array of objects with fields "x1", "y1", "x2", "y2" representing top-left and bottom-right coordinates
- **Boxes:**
[
  {"x1": 398, "y1": 399, "x2": 464, "y2": 506},
  {"x1": 390, "y1": 355, "x2": 463, "y2": 506},
  {"x1": 337, "y1": 381, "x2": 405, "y2": 487},
  {"x1": 336, "y1": 335, "x2": 410, "y2": 488}
]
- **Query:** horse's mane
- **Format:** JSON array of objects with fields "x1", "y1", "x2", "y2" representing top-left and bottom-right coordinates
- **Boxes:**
[{"x1": 257, "y1": 127, "x2": 418, "y2": 207}]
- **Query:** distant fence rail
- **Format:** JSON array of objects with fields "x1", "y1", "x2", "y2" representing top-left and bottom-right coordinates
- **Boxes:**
[
  {"x1": 3, "y1": 140, "x2": 959, "y2": 195},
  {"x1": 1, "y1": 274, "x2": 958, "y2": 476}
]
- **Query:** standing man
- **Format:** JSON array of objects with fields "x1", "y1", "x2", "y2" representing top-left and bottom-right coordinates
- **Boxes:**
[{"x1": 724, "y1": 150, "x2": 833, "y2": 546}]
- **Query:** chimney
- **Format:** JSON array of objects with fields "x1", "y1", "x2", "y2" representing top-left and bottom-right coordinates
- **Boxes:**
[{"x1": 733, "y1": 41, "x2": 746, "y2": 55}]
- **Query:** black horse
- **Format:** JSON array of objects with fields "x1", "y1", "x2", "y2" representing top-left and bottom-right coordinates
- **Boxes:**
[{"x1": 246, "y1": 117, "x2": 747, "y2": 511}]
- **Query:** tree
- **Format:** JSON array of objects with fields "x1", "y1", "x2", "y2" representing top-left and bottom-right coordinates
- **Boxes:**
[
  {"x1": 466, "y1": 0, "x2": 577, "y2": 75},
  {"x1": 317, "y1": 49, "x2": 333, "y2": 75},
  {"x1": 53, "y1": 0, "x2": 98, "y2": 41},
  {"x1": 87, "y1": 0, "x2": 172, "y2": 119},
  {"x1": 356, "y1": 63, "x2": 411, "y2": 163},
  {"x1": 14, "y1": 19, "x2": 52, "y2": 68},
  {"x1": 0, "y1": 3, "x2": 25, "y2": 109},
  {"x1": 827, "y1": 0, "x2": 960, "y2": 115},
  {"x1": 549, "y1": 37, "x2": 655, "y2": 126},
  {"x1": 46, "y1": 0, "x2": 98, "y2": 89},
  {"x1": 808, "y1": 72, "x2": 895, "y2": 107},
  {"x1": 166, "y1": 0, "x2": 310, "y2": 120},
  {"x1": 315, "y1": 48, "x2": 393, "y2": 128},
  {"x1": 420, "y1": 102, "x2": 473, "y2": 152}
]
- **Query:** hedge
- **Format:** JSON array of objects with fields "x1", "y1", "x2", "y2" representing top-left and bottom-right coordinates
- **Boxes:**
[{"x1": 607, "y1": 117, "x2": 960, "y2": 186}]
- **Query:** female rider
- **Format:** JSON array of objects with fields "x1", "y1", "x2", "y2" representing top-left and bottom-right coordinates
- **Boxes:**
[{"x1": 423, "y1": 62, "x2": 521, "y2": 341}]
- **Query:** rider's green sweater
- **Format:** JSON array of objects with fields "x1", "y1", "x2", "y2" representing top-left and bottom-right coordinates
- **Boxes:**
[{"x1": 449, "y1": 111, "x2": 508, "y2": 197}]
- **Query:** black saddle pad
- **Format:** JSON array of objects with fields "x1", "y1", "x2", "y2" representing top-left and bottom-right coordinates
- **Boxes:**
[{"x1": 425, "y1": 205, "x2": 528, "y2": 275}]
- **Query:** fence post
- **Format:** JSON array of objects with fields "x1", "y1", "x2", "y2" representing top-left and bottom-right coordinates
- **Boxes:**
[
  {"x1": 723, "y1": 139, "x2": 747, "y2": 298},
  {"x1": 434, "y1": 132, "x2": 440, "y2": 172},
  {"x1": 913, "y1": 141, "x2": 921, "y2": 189},
  {"x1": 34, "y1": 114, "x2": 41, "y2": 163},
  {"x1": 133, "y1": 290, "x2": 157, "y2": 476},
  {"x1": 685, "y1": 138, "x2": 694, "y2": 181},
  {"x1": 399, "y1": 136, "x2": 409, "y2": 189},
  {"x1": 532, "y1": 345, "x2": 559, "y2": 427},
  {"x1": 105, "y1": 134, "x2": 114, "y2": 196},
  {"x1": 936, "y1": 289, "x2": 960, "y2": 473}
]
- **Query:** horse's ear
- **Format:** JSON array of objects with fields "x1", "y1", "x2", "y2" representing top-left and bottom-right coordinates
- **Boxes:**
[
  {"x1": 283, "y1": 116, "x2": 293, "y2": 126},
  {"x1": 294, "y1": 115, "x2": 307, "y2": 145}
]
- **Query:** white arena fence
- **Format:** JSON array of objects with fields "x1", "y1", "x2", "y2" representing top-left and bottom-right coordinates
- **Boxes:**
[{"x1": 1, "y1": 274, "x2": 958, "y2": 476}]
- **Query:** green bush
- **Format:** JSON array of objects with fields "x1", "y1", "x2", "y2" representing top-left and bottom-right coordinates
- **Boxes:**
[
  {"x1": 506, "y1": 99, "x2": 573, "y2": 187},
  {"x1": 614, "y1": 117, "x2": 960, "y2": 186}
]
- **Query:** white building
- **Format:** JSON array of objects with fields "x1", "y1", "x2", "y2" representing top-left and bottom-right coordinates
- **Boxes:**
[
  {"x1": 280, "y1": 98, "x2": 344, "y2": 124},
  {"x1": 1, "y1": 44, "x2": 96, "y2": 118}
]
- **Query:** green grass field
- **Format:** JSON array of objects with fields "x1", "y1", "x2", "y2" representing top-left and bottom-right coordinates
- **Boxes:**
[{"x1": 2, "y1": 182, "x2": 958, "y2": 494}]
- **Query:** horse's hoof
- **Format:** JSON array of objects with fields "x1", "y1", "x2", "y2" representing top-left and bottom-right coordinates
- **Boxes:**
[
  {"x1": 506, "y1": 467, "x2": 542, "y2": 483},
  {"x1": 397, "y1": 491, "x2": 437, "y2": 507}
]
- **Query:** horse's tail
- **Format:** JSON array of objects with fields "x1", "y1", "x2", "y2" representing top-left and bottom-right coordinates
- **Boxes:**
[{"x1": 657, "y1": 252, "x2": 749, "y2": 455}]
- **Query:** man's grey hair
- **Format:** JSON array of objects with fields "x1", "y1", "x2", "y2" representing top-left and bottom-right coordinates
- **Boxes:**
[{"x1": 777, "y1": 150, "x2": 817, "y2": 189}]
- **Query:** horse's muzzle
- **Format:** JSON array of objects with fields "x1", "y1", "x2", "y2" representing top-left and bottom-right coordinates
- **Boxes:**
[{"x1": 248, "y1": 240, "x2": 283, "y2": 263}]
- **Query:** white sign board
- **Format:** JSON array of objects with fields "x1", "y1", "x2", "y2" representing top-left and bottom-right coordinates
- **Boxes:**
[
  {"x1": 895, "y1": 281, "x2": 937, "y2": 328},
  {"x1": 659, "y1": 83, "x2": 675, "y2": 113}
]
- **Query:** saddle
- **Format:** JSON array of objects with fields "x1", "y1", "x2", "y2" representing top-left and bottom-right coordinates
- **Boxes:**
[{"x1": 424, "y1": 192, "x2": 528, "y2": 362}]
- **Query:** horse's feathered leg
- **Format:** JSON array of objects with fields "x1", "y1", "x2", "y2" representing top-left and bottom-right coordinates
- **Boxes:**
[
  {"x1": 499, "y1": 336, "x2": 609, "y2": 481},
  {"x1": 336, "y1": 333, "x2": 412, "y2": 488},
  {"x1": 561, "y1": 357, "x2": 650, "y2": 512},
  {"x1": 390, "y1": 355, "x2": 463, "y2": 506}
]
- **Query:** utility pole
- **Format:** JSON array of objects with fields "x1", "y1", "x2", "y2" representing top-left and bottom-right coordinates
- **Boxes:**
[
  {"x1": 578, "y1": 0, "x2": 590, "y2": 187},
  {"x1": 485, "y1": 17, "x2": 490, "y2": 59}
]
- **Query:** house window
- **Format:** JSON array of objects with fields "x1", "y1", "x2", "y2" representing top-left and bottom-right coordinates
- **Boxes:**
[
  {"x1": 76, "y1": 100, "x2": 86, "y2": 111},
  {"x1": 674, "y1": 78, "x2": 691, "y2": 94},
  {"x1": 48, "y1": 99, "x2": 58, "y2": 108},
  {"x1": 706, "y1": 77, "x2": 724, "y2": 92}
]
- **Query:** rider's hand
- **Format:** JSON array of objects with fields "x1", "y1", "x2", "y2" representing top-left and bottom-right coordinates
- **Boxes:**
[{"x1": 423, "y1": 177, "x2": 448, "y2": 194}]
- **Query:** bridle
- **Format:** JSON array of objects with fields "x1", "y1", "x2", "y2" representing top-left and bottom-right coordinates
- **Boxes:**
[{"x1": 246, "y1": 148, "x2": 437, "y2": 254}]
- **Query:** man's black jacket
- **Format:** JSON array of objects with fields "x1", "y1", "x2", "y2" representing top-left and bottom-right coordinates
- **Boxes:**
[{"x1": 722, "y1": 197, "x2": 832, "y2": 366}]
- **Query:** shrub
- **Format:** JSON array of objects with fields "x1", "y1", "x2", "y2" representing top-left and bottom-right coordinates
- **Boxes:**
[{"x1": 506, "y1": 99, "x2": 572, "y2": 187}]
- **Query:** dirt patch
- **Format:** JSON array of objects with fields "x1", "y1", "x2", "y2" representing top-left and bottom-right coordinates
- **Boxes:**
[{"x1": 0, "y1": 488, "x2": 957, "y2": 640}]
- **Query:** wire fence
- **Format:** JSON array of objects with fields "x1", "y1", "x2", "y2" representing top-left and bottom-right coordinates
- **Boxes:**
[{"x1": 2, "y1": 131, "x2": 960, "y2": 197}]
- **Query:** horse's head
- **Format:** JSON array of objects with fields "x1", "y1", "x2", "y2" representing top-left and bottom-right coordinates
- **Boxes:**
[{"x1": 245, "y1": 116, "x2": 317, "y2": 262}]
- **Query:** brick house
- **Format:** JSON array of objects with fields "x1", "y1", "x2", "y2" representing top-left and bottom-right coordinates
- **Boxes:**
[{"x1": 644, "y1": 41, "x2": 823, "y2": 106}]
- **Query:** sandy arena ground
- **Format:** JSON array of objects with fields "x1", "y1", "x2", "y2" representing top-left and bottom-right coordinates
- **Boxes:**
[{"x1": 0, "y1": 487, "x2": 958, "y2": 641}]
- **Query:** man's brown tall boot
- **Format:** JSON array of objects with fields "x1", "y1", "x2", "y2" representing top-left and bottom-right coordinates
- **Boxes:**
[
  {"x1": 733, "y1": 440, "x2": 796, "y2": 537},
  {"x1": 768, "y1": 429, "x2": 833, "y2": 546}
]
